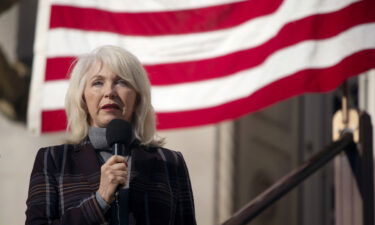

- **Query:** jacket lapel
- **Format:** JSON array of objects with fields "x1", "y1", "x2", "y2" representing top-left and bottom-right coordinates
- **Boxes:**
[
  {"x1": 130, "y1": 146, "x2": 157, "y2": 185},
  {"x1": 72, "y1": 142, "x2": 102, "y2": 189}
]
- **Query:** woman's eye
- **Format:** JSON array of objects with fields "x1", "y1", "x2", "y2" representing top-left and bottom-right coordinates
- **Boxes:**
[
  {"x1": 117, "y1": 79, "x2": 129, "y2": 86},
  {"x1": 92, "y1": 81, "x2": 103, "y2": 86}
]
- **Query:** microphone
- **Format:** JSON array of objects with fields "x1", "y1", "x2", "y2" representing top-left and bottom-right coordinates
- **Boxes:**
[
  {"x1": 106, "y1": 119, "x2": 132, "y2": 225},
  {"x1": 106, "y1": 119, "x2": 133, "y2": 156}
]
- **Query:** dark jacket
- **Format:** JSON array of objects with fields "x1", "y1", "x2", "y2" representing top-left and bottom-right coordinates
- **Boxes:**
[{"x1": 25, "y1": 141, "x2": 196, "y2": 225}]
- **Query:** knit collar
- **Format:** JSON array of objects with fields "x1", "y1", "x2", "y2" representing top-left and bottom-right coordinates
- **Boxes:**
[
  {"x1": 88, "y1": 126, "x2": 110, "y2": 150},
  {"x1": 88, "y1": 126, "x2": 139, "y2": 151}
]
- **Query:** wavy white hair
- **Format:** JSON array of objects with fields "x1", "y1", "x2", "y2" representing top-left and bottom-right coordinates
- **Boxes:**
[{"x1": 65, "y1": 45, "x2": 163, "y2": 146}]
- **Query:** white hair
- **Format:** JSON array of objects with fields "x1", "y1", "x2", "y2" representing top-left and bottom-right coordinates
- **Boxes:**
[{"x1": 65, "y1": 45, "x2": 163, "y2": 146}]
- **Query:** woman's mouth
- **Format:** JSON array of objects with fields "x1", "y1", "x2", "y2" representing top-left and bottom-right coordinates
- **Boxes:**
[{"x1": 101, "y1": 104, "x2": 120, "y2": 111}]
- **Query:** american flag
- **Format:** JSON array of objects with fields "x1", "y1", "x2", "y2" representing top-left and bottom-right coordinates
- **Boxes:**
[{"x1": 28, "y1": 0, "x2": 375, "y2": 133}]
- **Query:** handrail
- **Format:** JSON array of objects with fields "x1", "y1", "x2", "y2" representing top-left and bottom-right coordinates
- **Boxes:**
[{"x1": 222, "y1": 132, "x2": 355, "y2": 225}]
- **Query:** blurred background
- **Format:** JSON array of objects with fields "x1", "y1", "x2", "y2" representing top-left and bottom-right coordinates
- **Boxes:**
[{"x1": 1, "y1": 0, "x2": 375, "y2": 225}]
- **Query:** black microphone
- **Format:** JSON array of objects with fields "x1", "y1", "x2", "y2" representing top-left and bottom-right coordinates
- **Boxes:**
[
  {"x1": 106, "y1": 119, "x2": 132, "y2": 225},
  {"x1": 106, "y1": 119, "x2": 133, "y2": 156}
]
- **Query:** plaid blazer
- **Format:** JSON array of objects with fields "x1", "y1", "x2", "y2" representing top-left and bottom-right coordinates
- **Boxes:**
[{"x1": 25, "y1": 141, "x2": 196, "y2": 225}]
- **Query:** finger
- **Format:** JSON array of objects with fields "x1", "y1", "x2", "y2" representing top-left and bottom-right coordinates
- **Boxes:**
[
  {"x1": 111, "y1": 162, "x2": 127, "y2": 171},
  {"x1": 106, "y1": 155, "x2": 126, "y2": 165},
  {"x1": 105, "y1": 170, "x2": 128, "y2": 180},
  {"x1": 109, "y1": 175, "x2": 127, "y2": 185},
  {"x1": 111, "y1": 170, "x2": 128, "y2": 177}
]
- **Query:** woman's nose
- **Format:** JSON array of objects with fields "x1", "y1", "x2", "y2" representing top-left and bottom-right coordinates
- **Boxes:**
[{"x1": 104, "y1": 84, "x2": 116, "y2": 98}]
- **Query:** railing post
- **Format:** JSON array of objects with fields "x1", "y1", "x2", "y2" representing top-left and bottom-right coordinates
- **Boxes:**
[
  {"x1": 359, "y1": 112, "x2": 374, "y2": 225},
  {"x1": 336, "y1": 112, "x2": 374, "y2": 225}
]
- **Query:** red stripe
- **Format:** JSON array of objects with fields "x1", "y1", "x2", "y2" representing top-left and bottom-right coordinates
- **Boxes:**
[
  {"x1": 45, "y1": 57, "x2": 76, "y2": 81},
  {"x1": 44, "y1": 0, "x2": 375, "y2": 83},
  {"x1": 50, "y1": 0, "x2": 282, "y2": 35},
  {"x1": 156, "y1": 49, "x2": 375, "y2": 129},
  {"x1": 41, "y1": 110, "x2": 67, "y2": 132},
  {"x1": 41, "y1": 50, "x2": 375, "y2": 132}
]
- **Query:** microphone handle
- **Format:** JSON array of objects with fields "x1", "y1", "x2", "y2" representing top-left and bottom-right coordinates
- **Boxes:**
[
  {"x1": 113, "y1": 143, "x2": 124, "y2": 156},
  {"x1": 112, "y1": 143, "x2": 129, "y2": 225},
  {"x1": 112, "y1": 143, "x2": 129, "y2": 189},
  {"x1": 113, "y1": 143, "x2": 130, "y2": 156}
]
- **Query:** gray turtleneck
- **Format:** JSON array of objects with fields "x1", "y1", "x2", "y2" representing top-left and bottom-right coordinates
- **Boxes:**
[
  {"x1": 88, "y1": 126, "x2": 110, "y2": 149},
  {"x1": 88, "y1": 127, "x2": 112, "y2": 162}
]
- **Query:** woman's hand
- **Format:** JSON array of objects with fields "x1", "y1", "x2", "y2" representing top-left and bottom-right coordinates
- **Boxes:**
[{"x1": 98, "y1": 155, "x2": 128, "y2": 204}]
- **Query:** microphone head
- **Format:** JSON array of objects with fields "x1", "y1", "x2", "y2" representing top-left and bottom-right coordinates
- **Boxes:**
[{"x1": 106, "y1": 119, "x2": 133, "y2": 147}]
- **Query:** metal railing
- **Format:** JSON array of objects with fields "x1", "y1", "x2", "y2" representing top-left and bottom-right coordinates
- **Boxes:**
[{"x1": 222, "y1": 112, "x2": 374, "y2": 225}]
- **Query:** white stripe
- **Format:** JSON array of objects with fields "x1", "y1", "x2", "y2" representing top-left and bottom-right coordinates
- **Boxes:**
[
  {"x1": 41, "y1": 23, "x2": 375, "y2": 111},
  {"x1": 42, "y1": 80, "x2": 68, "y2": 110},
  {"x1": 51, "y1": 0, "x2": 245, "y2": 12},
  {"x1": 46, "y1": 0, "x2": 358, "y2": 64},
  {"x1": 28, "y1": 0, "x2": 52, "y2": 134}
]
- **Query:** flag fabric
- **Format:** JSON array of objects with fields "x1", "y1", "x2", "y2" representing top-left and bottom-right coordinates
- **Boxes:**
[{"x1": 28, "y1": 0, "x2": 375, "y2": 133}]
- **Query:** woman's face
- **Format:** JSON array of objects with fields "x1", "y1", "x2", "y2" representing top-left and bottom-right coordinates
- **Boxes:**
[{"x1": 83, "y1": 62, "x2": 137, "y2": 127}]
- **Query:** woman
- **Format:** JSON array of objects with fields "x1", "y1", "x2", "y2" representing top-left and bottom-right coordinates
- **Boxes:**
[{"x1": 25, "y1": 46, "x2": 196, "y2": 225}]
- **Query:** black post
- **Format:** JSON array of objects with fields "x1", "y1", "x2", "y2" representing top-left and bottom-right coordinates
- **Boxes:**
[{"x1": 359, "y1": 112, "x2": 374, "y2": 225}]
